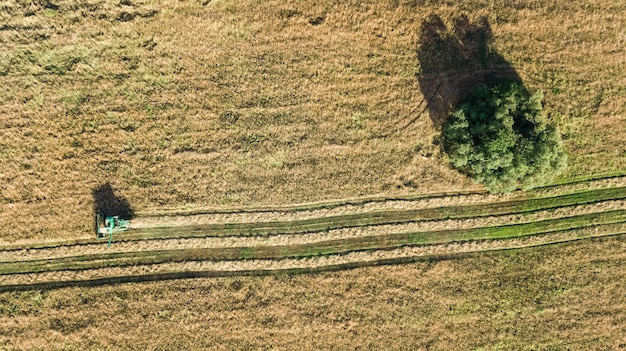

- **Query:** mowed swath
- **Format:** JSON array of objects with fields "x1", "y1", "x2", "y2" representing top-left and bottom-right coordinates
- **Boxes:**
[
  {"x1": 1, "y1": 176, "x2": 625, "y2": 290},
  {"x1": 2, "y1": 199, "x2": 624, "y2": 262}
]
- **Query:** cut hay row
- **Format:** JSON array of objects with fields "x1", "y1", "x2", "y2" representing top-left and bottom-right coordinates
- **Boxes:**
[
  {"x1": 134, "y1": 175, "x2": 626, "y2": 220},
  {"x1": 0, "y1": 222, "x2": 624, "y2": 292},
  {"x1": 119, "y1": 186, "x2": 626, "y2": 239},
  {"x1": 1, "y1": 177, "x2": 625, "y2": 289},
  {"x1": 2, "y1": 210, "x2": 626, "y2": 276},
  {"x1": 1, "y1": 199, "x2": 624, "y2": 262},
  {"x1": 3, "y1": 177, "x2": 624, "y2": 252},
  {"x1": 3, "y1": 185, "x2": 626, "y2": 251},
  {"x1": 130, "y1": 185, "x2": 626, "y2": 232}
]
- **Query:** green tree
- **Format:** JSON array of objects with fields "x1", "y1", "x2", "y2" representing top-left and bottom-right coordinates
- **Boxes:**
[{"x1": 443, "y1": 82, "x2": 567, "y2": 193}]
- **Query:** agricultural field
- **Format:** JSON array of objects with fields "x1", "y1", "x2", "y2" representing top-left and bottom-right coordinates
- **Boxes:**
[
  {"x1": 0, "y1": 0, "x2": 625, "y2": 349},
  {"x1": 0, "y1": 236, "x2": 625, "y2": 350}
]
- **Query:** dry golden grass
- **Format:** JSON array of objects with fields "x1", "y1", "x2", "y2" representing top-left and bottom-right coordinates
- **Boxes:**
[
  {"x1": 0, "y1": 235, "x2": 624, "y2": 350},
  {"x1": 1, "y1": 0, "x2": 624, "y2": 243},
  {"x1": 0, "y1": 1, "x2": 625, "y2": 347}
]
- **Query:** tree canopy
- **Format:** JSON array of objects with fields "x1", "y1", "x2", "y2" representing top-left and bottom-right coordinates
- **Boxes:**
[{"x1": 443, "y1": 82, "x2": 567, "y2": 193}]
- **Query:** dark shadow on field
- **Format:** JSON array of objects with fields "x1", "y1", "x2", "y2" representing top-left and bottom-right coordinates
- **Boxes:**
[
  {"x1": 92, "y1": 183, "x2": 134, "y2": 219},
  {"x1": 417, "y1": 14, "x2": 522, "y2": 128}
]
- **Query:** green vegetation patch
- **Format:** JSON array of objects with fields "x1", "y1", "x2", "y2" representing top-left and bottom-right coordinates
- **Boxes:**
[{"x1": 444, "y1": 82, "x2": 568, "y2": 193}]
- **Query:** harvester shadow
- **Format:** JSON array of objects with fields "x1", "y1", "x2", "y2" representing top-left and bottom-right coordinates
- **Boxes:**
[
  {"x1": 92, "y1": 183, "x2": 134, "y2": 219},
  {"x1": 417, "y1": 14, "x2": 523, "y2": 128}
]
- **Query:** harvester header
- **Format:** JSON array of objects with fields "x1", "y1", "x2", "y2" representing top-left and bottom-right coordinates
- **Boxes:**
[{"x1": 95, "y1": 213, "x2": 130, "y2": 247}]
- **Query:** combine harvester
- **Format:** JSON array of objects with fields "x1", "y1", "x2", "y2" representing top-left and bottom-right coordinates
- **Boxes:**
[{"x1": 95, "y1": 214, "x2": 130, "y2": 247}]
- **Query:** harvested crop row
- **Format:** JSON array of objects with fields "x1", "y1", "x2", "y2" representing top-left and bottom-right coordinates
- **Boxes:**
[
  {"x1": 3, "y1": 211, "x2": 626, "y2": 276},
  {"x1": 133, "y1": 175, "x2": 626, "y2": 227},
  {"x1": 131, "y1": 192, "x2": 513, "y2": 227},
  {"x1": 125, "y1": 187, "x2": 626, "y2": 243},
  {"x1": 131, "y1": 185, "x2": 626, "y2": 229},
  {"x1": 2, "y1": 199, "x2": 624, "y2": 262},
  {"x1": 1, "y1": 223, "x2": 624, "y2": 291},
  {"x1": 4, "y1": 180, "x2": 624, "y2": 251},
  {"x1": 2, "y1": 178, "x2": 625, "y2": 290},
  {"x1": 532, "y1": 175, "x2": 626, "y2": 197}
]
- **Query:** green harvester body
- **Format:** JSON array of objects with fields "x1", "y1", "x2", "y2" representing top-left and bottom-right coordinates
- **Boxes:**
[{"x1": 95, "y1": 213, "x2": 130, "y2": 247}]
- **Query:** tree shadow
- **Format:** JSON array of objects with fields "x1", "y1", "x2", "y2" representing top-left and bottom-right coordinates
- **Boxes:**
[
  {"x1": 92, "y1": 183, "x2": 134, "y2": 219},
  {"x1": 417, "y1": 14, "x2": 522, "y2": 128}
]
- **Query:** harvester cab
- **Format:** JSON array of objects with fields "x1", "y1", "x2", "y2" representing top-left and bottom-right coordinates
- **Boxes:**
[{"x1": 95, "y1": 213, "x2": 130, "y2": 247}]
